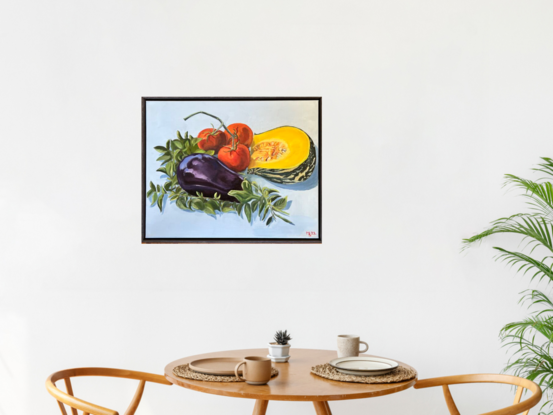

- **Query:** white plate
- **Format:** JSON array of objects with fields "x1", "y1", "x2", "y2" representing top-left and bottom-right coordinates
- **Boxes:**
[{"x1": 329, "y1": 357, "x2": 399, "y2": 376}]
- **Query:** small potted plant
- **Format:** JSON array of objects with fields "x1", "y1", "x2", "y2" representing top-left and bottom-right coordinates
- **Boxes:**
[{"x1": 268, "y1": 330, "x2": 292, "y2": 362}]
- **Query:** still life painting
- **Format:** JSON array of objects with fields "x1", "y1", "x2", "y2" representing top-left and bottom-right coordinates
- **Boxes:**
[{"x1": 142, "y1": 97, "x2": 322, "y2": 243}]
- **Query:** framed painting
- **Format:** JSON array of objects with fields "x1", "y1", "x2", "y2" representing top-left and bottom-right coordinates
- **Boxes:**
[{"x1": 142, "y1": 97, "x2": 322, "y2": 243}]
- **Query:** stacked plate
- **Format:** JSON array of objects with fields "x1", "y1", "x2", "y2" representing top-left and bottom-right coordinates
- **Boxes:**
[
  {"x1": 329, "y1": 356, "x2": 399, "y2": 376},
  {"x1": 189, "y1": 358, "x2": 243, "y2": 376}
]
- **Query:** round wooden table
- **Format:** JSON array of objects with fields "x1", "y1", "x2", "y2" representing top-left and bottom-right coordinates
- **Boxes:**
[{"x1": 165, "y1": 348, "x2": 417, "y2": 415}]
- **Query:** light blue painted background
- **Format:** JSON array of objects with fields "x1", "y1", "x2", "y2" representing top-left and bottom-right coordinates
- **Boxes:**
[{"x1": 145, "y1": 100, "x2": 319, "y2": 238}]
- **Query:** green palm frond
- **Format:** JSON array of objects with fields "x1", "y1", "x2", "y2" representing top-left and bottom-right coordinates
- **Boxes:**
[
  {"x1": 521, "y1": 290, "x2": 553, "y2": 315},
  {"x1": 463, "y1": 214, "x2": 553, "y2": 253},
  {"x1": 494, "y1": 248, "x2": 553, "y2": 285},
  {"x1": 501, "y1": 309, "x2": 553, "y2": 415},
  {"x1": 535, "y1": 157, "x2": 553, "y2": 180},
  {"x1": 463, "y1": 157, "x2": 553, "y2": 414},
  {"x1": 505, "y1": 174, "x2": 553, "y2": 222},
  {"x1": 501, "y1": 314, "x2": 553, "y2": 341}
]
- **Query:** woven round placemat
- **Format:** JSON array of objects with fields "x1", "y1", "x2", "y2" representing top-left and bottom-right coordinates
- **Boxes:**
[
  {"x1": 311, "y1": 363, "x2": 417, "y2": 384},
  {"x1": 173, "y1": 364, "x2": 279, "y2": 382}
]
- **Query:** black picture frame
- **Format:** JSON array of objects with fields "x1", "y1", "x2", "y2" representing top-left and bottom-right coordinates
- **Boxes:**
[{"x1": 142, "y1": 97, "x2": 322, "y2": 244}]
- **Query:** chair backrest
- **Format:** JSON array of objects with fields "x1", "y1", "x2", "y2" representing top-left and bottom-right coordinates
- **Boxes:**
[
  {"x1": 46, "y1": 367, "x2": 172, "y2": 415},
  {"x1": 414, "y1": 374, "x2": 542, "y2": 415}
]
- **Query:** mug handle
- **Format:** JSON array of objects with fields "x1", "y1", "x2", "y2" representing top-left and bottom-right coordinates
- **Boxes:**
[
  {"x1": 359, "y1": 341, "x2": 369, "y2": 353},
  {"x1": 234, "y1": 360, "x2": 246, "y2": 380}
]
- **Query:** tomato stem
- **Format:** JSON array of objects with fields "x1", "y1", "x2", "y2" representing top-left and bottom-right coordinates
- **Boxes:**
[{"x1": 184, "y1": 111, "x2": 238, "y2": 150}]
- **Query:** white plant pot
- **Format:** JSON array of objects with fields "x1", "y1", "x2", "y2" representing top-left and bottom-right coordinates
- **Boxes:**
[{"x1": 268, "y1": 342, "x2": 291, "y2": 358}]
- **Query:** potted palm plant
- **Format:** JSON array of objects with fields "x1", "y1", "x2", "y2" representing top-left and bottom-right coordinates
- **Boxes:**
[
  {"x1": 268, "y1": 330, "x2": 292, "y2": 362},
  {"x1": 464, "y1": 157, "x2": 553, "y2": 414}
]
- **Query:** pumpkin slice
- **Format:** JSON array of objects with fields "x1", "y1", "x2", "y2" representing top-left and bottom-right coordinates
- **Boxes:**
[{"x1": 247, "y1": 126, "x2": 317, "y2": 184}]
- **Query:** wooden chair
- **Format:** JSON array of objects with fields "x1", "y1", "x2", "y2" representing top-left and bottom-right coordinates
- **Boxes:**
[
  {"x1": 46, "y1": 368, "x2": 172, "y2": 415},
  {"x1": 414, "y1": 374, "x2": 542, "y2": 415}
]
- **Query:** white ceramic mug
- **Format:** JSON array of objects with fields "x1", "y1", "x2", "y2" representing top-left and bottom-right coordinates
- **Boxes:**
[{"x1": 337, "y1": 335, "x2": 369, "y2": 358}]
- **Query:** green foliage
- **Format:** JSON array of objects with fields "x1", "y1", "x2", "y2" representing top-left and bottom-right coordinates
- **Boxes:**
[
  {"x1": 273, "y1": 330, "x2": 292, "y2": 345},
  {"x1": 152, "y1": 130, "x2": 214, "y2": 180},
  {"x1": 464, "y1": 157, "x2": 553, "y2": 414},
  {"x1": 228, "y1": 181, "x2": 292, "y2": 226},
  {"x1": 501, "y1": 290, "x2": 553, "y2": 414},
  {"x1": 146, "y1": 130, "x2": 293, "y2": 226}
]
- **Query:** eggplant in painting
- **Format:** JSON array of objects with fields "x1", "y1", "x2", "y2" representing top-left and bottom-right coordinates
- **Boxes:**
[{"x1": 177, "y1": 154, "x2": 243, "y2": 201}]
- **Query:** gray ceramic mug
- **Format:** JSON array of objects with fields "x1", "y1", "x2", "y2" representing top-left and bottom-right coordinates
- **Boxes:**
[{"x1": 337, "y1": 335, "x2": 369, "y2": 358}]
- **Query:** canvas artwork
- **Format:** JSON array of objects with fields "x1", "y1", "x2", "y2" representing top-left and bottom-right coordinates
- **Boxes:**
[{"x1": 142, "y1": 97, "x2": 322, "y2": 243}]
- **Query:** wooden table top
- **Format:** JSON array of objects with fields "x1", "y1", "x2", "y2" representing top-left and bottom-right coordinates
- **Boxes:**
[{"x1": 164, "y1": 348, "x2": 417, "y2": 401}]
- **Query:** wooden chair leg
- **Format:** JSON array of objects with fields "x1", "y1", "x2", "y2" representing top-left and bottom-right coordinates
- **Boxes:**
[
  {"x1": 56, "y1": 401, "x2": 68, "y2": 415},
  {"x1": 252, "y1": 400, "x2": 269, "y2": 415},
  {"x1": 442, "y1": 385, "x2": 461, "y2": 415},
  {"x1": 313, "y1": 401, "x2": 331, "y2": 415}
]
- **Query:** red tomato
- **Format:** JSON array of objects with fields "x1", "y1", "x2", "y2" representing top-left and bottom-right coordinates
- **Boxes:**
[
  {"x1": 225, "y1": 123, "x2": 253, "y2": 147},
  {"x1": 197, "y1": 128, "x2": 227, "y2": 152},
  {"x1": 218, "y1": 144, "x2": 251, "y2": 172}
]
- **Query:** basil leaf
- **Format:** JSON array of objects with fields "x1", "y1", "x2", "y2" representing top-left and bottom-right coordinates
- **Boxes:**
[
  {"x1": 273, "y1": 197, "x2": 287, "y2": 209},
  {"x1": 207, "y1": 200, "x2": 219, "y2": 212},
  {"x1": 228, "y1": 190, "x2": 255, "y2": 203},
  {"x1": 221, "y1": 201, "x2": 234, "y2": 213},
  {"x1": 176, "y1": 197, "x2": 190, "y2": 210},
  {"x1": 241, "y1": 181, "x2": 252, "y2": 192},
  {"x1": 166, "y1": 162, "x2": 174, "y2": 177},
  {"x1": 258, "y1": 200, "x2": 266, "y2": 213},
  {"x1": 192, "y1": 199, "x2": 205, "y2": 210},
  {"x1": 275, "y1": 214, "x2": 294, "y2": 225},
  {"x1": 157, "y1": 154, "x2": 171, "y2": 162}
]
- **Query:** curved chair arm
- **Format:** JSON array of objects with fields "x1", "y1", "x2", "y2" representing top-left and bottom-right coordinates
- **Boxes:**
[
  {"x1": 414, "y1": 374, "x2": 542, "y2": 415},
  {"x1": 48, "y1": 367, "x2": 172, "y2": 385},
  {"x1": 46, "y1": 377, "x2": 117, "y2": 415},
  {"x1": 46, "y1": 368, "x2": 172, "y2": 415},
  {"x1": 415, "y1": 374, "x2": 537, "y2": 389}
]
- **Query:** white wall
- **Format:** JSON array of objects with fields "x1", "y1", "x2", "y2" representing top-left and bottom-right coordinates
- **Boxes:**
[{"x1": 1, "y1": 1, "x2": 552, "y2": 414}]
